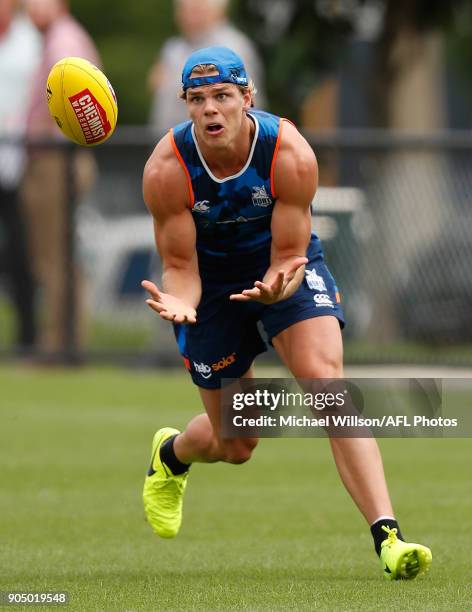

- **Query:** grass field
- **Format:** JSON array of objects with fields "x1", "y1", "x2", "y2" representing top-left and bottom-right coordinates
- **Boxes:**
[{"x1": 1, "y1": 365, "x2": 471, "y2": 611}]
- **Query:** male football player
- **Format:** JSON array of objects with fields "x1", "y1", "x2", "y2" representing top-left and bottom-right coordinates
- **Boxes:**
[{"x1": 141, "y1": 46, "x2": 432, "y2": 580}]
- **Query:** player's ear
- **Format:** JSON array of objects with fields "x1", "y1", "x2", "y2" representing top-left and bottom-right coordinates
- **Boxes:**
[{"x1": 242, "y1": 89, "x2": 252, "y2": 111}]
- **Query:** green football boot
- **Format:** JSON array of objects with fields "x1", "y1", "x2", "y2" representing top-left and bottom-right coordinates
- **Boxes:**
[
  {"x1": 143, "y1": 428, "x2": 189, "y2": 538},
  {"x1": 380, "y1": 525, "x2": 432, "y2": 580}
]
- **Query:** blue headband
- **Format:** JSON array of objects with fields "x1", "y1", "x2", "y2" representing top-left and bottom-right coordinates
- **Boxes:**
[{"x1": 182, "y1": 46, "x2": 249, "y2": 91}]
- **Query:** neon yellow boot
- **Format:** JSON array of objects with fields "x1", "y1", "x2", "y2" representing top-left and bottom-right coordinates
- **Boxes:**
[
  {"x1": 380, "y1": 526, "x2": 432, "y2": 580},
  {"x1": 143, "y1": 428, "x2": 188, "y2": 538}
]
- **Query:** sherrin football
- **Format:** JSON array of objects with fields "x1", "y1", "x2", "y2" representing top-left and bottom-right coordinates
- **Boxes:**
[{"x1": 46, "y1": 57, "x2": 118, "y2": 146}]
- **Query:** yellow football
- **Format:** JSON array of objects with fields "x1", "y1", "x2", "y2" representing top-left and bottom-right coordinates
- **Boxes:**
[{"x1": 46, "y1": 57, "x2": 118, "y2": 146}]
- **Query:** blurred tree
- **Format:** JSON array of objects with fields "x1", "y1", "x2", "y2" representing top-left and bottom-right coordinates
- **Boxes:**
[
  {"x1": 232, "y1": 0, "x2": 352, "y2": 121},
  {"x1": 67, "y1": 0, "x2": 472, "y2": 126},
  {"x1": 447, "y1": 2, "x2": 472, "y2": 127},
  {"x1": 373, "y1": 0, "x2": 460, "y2": 126},
  {"x1": 71, "y1": 0, "x2": 176, "y2": 123},
  {"x1": 232, "y1": 0, "x2": 471, "y2": 126}
]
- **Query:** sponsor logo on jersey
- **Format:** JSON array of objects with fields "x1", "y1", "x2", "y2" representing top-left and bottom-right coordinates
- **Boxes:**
[
  {"x1": 305, "y1": 268, "x2": 327, "y2": 292},
  {"x1": 193, "y1": 200, "x2": 210, "y2": 213},
  {"x1": 193, "y1": 361, "x2": 212, "y2": 379},
  {"x1": 212, "y1": 352, "x2": 237, "y2": 371},
  {"x1": 68, "y1": 88, "x2": 112, "y2": 144},
  {"x1": 252, "y1": 185, "x2": 272, "y2": 207},
  {"x1": 314, "y1": 294, "x2": 334, "y2": 308}
]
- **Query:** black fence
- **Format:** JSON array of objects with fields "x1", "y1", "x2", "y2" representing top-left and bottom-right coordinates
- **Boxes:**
[{"x1": 1, "y1": 128, "x2": 472, "y2": 366}]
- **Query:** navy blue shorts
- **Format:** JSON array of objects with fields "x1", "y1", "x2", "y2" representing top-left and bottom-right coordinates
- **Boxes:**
[{"x1": 173, "y1": 236, "x2": 345, "y2": 389}]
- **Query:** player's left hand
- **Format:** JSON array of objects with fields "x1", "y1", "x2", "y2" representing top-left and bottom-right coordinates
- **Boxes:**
[{"x1": 229, "y1": 256, "x2": 308, "y2": 304}]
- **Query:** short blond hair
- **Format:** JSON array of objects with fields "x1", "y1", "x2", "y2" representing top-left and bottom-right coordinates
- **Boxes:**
[{"x1": 180, "y1": 63, "x2": 257, "y2": 101}]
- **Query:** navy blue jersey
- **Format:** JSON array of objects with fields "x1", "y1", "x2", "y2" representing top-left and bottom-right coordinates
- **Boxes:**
[
  {"x1": 167, "y1": 110, "x2": 345, "y2": 388},
  {"x1": 170, "y1": 110, "x2": 283, "y2": 257}
]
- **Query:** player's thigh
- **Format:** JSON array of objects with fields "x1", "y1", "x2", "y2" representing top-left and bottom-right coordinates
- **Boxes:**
[{"x1": 272, "y1": 315, "x2": 343, "y2": 378}]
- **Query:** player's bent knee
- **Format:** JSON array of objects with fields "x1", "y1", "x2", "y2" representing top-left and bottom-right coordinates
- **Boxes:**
[
  {"x1": 221, "y1": 438, "x2": 258, "y2": 464},
  {"x1": 224, "y1": 448, "x2": 252, "y2": 464},
  {"x1": 306, "y1": 355, "x2": 343, "y2": 379}
]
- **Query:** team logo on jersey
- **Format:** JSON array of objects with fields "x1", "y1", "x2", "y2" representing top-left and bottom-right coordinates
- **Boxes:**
[
  {"x1": 305, "y1": 268, "x2": 327, "y2": 292},
  {"x1": 314, "y1": 294, "x2": 334, "y2": 308},
  {"x1": 193, "y1": 200, "x2": 210, "y2": 213},
  {"x1": 251, "y1": 185, "x2": 272, "y2": 207}
]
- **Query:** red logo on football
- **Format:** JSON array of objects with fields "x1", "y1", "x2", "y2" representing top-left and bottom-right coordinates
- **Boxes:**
[{"x1": 69, "y1": 88, "x2": 112, "y2": 144}]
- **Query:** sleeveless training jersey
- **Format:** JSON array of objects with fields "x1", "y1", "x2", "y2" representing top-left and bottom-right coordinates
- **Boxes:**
[
  {"x1": 170, "y1": 110, "x2": 283, "y2": 257},
  {"x1": 170, "y1": 110, "x2": 345, "y2": 388}
]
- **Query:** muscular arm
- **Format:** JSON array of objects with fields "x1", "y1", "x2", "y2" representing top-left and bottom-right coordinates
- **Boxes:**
[
  {"x1": 230, "y1": 121, "x2": 317, "y2": 304},
  {"x1": 266, "y1": 121, "x2": 316, "y2": 294},
  {"x1": 142, "y1": 134, "x2": 201, "y2": 323}
]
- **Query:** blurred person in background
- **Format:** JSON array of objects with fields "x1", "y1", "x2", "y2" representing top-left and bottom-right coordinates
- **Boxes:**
[
  {"x1": 22, "y1": 0, "x2": 100, "y2": 359},
  {"x1": 148, "y1": 0, "x2": 266, "y2": 133},
  {"x1": 0, "y1": 0, "x2": 40, "y2": 353}
]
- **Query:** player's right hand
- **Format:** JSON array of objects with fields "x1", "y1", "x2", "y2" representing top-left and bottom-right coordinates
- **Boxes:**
[
  {"x1": 141, "y1": 280, "x2": 197, "y2": 324},
  {"x1": 229, "y1": 256, "x2": 308, "y2": 304}
]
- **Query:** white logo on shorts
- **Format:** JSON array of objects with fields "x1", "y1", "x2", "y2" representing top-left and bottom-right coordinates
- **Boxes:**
[
  {"x1": 193, "y1": 361, "x2": 212, "y2": 379},
  {"x1": 305, "y1": 268, "x2": 327, "y2": 292},
  {"x1": 314, "y1": 294, "x2": 334, "y2": 308}
]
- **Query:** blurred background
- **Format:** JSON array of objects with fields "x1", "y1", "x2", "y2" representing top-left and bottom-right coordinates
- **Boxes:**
[{"x1": 2, "y1": 0, "x2": 472, "y2": 367}]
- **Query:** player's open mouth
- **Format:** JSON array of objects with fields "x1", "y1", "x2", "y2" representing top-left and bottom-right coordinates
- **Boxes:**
[{"x1": 206, "y1": 123, "x2": 224, "y2": 135}]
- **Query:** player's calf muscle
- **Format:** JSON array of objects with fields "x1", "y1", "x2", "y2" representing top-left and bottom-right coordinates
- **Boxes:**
[
  {"x1": 175, "y1": 419, "x2": 222, "y2": 463},
  {"x1": 177, "y1": 425, "x2": 258, "y2": 464},
  {"x1": 220, "y1": 438, "x2": 258, "y2": 464}
]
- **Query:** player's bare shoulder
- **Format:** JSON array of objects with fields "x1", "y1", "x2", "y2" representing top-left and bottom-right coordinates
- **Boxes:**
[
  {"x1": 274, "y1": 120, "x2": 318, "y2": 202},
  {"x1": 143, "y1": 133, "x2": 190, "y2": 218}
]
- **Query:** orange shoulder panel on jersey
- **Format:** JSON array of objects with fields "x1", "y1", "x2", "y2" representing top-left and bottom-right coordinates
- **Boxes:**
[
  {"x1": 169, "y1": 128, "x2": 195, "y2": 208},
  {"x1": 270, "y1": 118, "x2": 296, "y2": 199}
]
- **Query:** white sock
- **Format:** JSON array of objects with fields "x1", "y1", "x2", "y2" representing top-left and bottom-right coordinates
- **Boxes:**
[{"x1": 370, "y1": 515, "x2": 396, "y2": 527}]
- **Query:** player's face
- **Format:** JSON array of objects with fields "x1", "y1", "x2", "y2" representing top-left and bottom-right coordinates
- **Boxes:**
[{"x1": 186, "y1": 83, "x2": 251, "y2": 150}]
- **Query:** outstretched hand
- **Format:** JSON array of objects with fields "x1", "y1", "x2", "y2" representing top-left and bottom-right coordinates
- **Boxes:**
[
  {"x1": 141, "y1": 280, "x2": 197, "y2": 324},
  {"x1": 229, "y1": 256, "x2": 308, "y2": 304}
]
